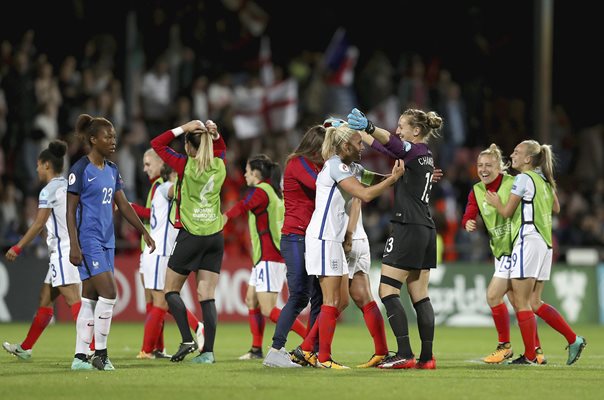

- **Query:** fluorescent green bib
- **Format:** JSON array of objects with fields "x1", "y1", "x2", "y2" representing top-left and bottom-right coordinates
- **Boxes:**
[
  {"x1": 247, "y1": 182, "x2": 284, "y2": 265},
  {"x1": 473, "y1": 174, "x2": 516, "y2": 258},
  {"x1": 171, "y1": 157, "x2": 226, "y2": 236}
]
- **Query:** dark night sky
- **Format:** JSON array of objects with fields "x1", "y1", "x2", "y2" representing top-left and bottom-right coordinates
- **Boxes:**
[{"x1": 1, "y1": 0, "x2": 602, "y2": 129}]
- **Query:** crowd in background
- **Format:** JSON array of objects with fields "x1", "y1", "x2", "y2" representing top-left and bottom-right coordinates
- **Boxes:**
[{"x1": 1, "y1": 2, "x2": 603, "y2": 265}]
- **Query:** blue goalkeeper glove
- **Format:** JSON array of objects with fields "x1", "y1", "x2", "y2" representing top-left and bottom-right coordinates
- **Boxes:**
[{"x1": 347, "y1": 108, "x2": 375, "y2": 134}]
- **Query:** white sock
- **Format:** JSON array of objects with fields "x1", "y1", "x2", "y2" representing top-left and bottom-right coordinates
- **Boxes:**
[
  {"x1": 75, "y1": 298, "x2": 96, "y2": 355},
  {"x1": 94, "y1": 296, "x2": 116, "y2": 351}
]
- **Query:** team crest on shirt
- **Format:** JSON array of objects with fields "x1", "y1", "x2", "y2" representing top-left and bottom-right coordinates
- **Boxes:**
[
  {"x1": 338, "y1": 163, "x2": 349, "y2": 173},
  {"x1": 482, "y1": 200, "x2": 492, "y2": 215},
  {"x1": 68, "y1": 173, "x2": 76, "y2": 185}
]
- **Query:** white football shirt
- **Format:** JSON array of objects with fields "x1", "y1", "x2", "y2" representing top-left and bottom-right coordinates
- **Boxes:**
[{"x1": 306, "y1": 156, "x2": 364, "y2": 242}]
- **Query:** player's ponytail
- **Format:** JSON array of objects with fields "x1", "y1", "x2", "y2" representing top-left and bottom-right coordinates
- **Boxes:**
[
  {"x1": 402, "y1": 109, "x2": 443, "y2": 142},
  {"x1": 248, "y1": 154, "x2": 282, "y2": 198},
  {"x1": 186, "y1": 128, "x2": 214, "y2": 174},
  {"x1": 321, "y1": 123, "x2": 354, "y2": 161},
  {"x1": 39, "y1": 140, "x2": 68, "y2": 173},
  {"x1": 521, "y1": 140, "x2": 557, "y2": 191},
  {"x1": 75, "y1": 113, "x2": 114, "y2": 148}
]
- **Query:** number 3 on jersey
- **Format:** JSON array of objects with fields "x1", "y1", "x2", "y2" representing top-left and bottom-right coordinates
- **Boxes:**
[{"x1": 384, "y1": 237, "x2": 394, "y2": 255}]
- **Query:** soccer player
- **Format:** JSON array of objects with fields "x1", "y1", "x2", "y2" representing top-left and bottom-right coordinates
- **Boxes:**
[
  {"x1": 67, "y1": 114, "x2": 155, "y2": 371},
  {"x1": 301, "y1": 121, "x2": 404, "y2": 369},
  {"x1": 344, "y1": 196, "x2": 389, "y2": 368},
  {"x1": 3, "y1": 141, "x2": 82, "y2": 360},
  {"x1": 151, "y1": 119, "x2": 226, "y2": 364},
  {"x1": 485, "y1": 140, "x2": 586, "y2": 365},
  {"x1": 262, "y1": 125, "x2": 326, "y2": 368},
  {"x1": 462, "y1": 143, "x2": 546, "y2": 364},
  {"x1": 293, "y1": 118, "x2": 391, "y2": 369},
  {"x1": 224, "y1": 154, "x2": 307, "y2": 360},
  {"x1": 348, "y1": 107, "x2": 440, "y2": 369},
  {"x1": 130, "y1": 149, "x2": 204, "y2": 359}
]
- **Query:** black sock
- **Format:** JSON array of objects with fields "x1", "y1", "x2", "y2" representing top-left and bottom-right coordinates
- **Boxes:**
[
  {"x1": 413, "y1": 297, "x2": 435, "y2": 362},
  {"x1": 166, "y1": 291, "x2": 193, "y2": 342},
  {"x1": 200, "y1": 299, "x2": 217, "y2": 353},
  {"x1": 94, "y1": 348, "x2": 107, "y2": 357},
  {"x1": 381, "y1": 294, "x2": 413, "y2": 358}
]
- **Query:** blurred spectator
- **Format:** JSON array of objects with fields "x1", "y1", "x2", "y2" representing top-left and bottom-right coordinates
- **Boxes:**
[
  {"x1": 140, "y1": 56, "x2": 172, "y2": 137},
  {"x1": 0, "y1": 3, "x2": 602, "y2": 262},
  {"x1": 437, "y1": 81, "x2": 468, "y2": 169},
  {"x1": 397, "y1": 54, "x2": 430, "y2": 110},
  {"x1": 191, "y1": 75, "x2": 209, "y2": 120}
]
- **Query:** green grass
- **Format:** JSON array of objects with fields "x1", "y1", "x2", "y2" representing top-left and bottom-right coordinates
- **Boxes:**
[{"x1": 1, "y1": 322, "x2": 602, "y2": 400}]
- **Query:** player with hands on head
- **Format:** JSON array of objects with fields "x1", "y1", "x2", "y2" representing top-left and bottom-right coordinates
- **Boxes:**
[{"x1": 151, "y1": 119, "x2": 226, "y2": 364}]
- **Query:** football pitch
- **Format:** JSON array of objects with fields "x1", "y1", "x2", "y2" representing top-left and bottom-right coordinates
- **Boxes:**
[{"x1": 1, "y1": 322, "x2": 602, "y2": 400}]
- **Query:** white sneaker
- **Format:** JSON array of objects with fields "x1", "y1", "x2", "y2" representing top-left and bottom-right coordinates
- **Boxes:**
[
  {"x1": 195, "y1": 322, "x2": 205, "y2": 351},
  {"x1": 3, "y1": 342, "x2": 32, "y2": 360},
  {"x1": 263, "y1": 347, "x2": 302, "y2": 368}
]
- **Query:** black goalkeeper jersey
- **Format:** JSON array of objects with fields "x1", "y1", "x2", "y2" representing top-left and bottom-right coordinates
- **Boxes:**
[{"x1": 370, "y1": 137, "x2": 435, "y2": 228}]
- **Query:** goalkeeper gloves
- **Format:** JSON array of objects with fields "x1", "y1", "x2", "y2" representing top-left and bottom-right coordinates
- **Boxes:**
[{"x1": 347, "y1": 108, "x2": 375, "y2": 134}]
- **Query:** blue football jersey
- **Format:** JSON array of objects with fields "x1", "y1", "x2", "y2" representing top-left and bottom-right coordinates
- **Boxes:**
[{"x1": 68, "y1": 157, "x2": 123, "y2": 251}]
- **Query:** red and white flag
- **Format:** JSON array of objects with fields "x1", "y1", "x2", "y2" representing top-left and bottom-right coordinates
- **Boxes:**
[{"x1": 233, "y1": 37, "x2": 298, "y2": 139}]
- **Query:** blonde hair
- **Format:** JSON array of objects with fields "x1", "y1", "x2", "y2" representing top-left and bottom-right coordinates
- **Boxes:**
[
  {"x1": 478, "y1": 143, "x2": 509, "y2": 172},
  {"x1": 402, "y1": 109, "x2": 443, "y2": 142},
  {"x1": 321, "y1": 123, "x2": 356, "y2": 160},
  {"x1": 185, "y1": 128, "x2": 214, "y2": 174},
  {"x1": 520, "y1": 139, "x2": 557, "y2": 190},
  {"x1": 143, "y1": 148, "x2": 172, "y2": 181},
  {"x1": 144, "y1": 148, "x2": 161, "y2": 161}
]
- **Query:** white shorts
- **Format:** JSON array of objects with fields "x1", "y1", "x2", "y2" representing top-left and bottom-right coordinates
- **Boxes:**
[
  {"x1": 510, "y1": 235, "x2": 552, "y2": 280},
  {"x1": 248, "y1": 261, "x2": 286, "y2": 293},
  {"x1": 347, "y1": 238, "x2": 370, "y2": 279},
  {"x1": 44, "y1": 255, "x2": 81, "y2": 287},
  {"x1": 141, "y1": 252, "x2": 169, "y2": 290},
  {"x1": 305, "y1": 237, "x2": 349, "y2": 277},
  {"x1": 138, "y1": 252, "x2": 144, "y2": 274},
  {"x1": 493, "y1": 255, "x2": 513, "y2": 279}
]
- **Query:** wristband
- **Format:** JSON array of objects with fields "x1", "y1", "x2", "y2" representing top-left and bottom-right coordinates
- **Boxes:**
[
  {"x1": 365, "y1": 120, "x2": 376, "y2": 135},
  {"x1": 172, "y1": 127, "x2": 185, "y2": 137},
  {"x1": 10, "y1": 245, "x2": 22, "y2": 256}
]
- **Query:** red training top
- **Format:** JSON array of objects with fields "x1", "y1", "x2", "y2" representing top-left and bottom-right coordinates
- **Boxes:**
[
  {"x1": 461, "y1": 173, "x2": 504, "y2": 227},
  {"x1": 226, "y1": 180, "x2": 283, "y2": 262},
  {"x1": 281, "y1": 156, "x2": 321, "y2": 236}
]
